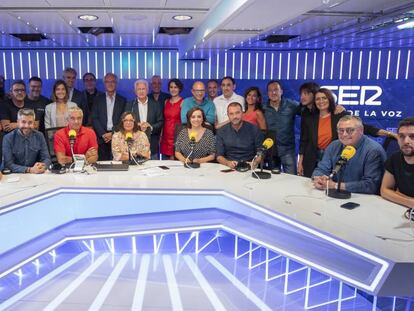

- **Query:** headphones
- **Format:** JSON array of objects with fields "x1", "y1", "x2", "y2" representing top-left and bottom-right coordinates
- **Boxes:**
[{"x1": 49, "y1": 163, "x2": 66, "y2": 174}]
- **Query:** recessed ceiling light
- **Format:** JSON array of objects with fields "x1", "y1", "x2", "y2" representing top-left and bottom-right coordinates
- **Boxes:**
[
  {"x1": 173, "y1": 15, "x2": 192, "y2": 21},
  {"x1": 78, "y1": 14, "x2": 99, "y2": 21}
]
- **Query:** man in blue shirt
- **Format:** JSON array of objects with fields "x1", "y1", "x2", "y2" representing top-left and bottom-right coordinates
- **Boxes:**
[
  {"x1": 181, "y1": 81, "x2": 216, "y2": 125},
  {"x1": 312, "y1": 115, "x2": 386, "y2": 194},
  {"x1": 216, "y1": 102, "x2": 264, "y2": 169},
  {"x1": 2, "y1": 108, "x2": 51, "y2": 173},
  {"x1": 264, "y1": 80, "x2": 299, "y2": 175}
]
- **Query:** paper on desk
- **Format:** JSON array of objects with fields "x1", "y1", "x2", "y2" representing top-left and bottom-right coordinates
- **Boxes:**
[{"x1": 141, "y1": 167, "x2": 169, "y2": 177}]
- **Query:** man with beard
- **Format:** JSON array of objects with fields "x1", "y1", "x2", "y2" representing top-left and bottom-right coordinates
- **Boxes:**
[
  {"x1": 381, "y1": 117, "x2": 414, "y2": 207},
  {"x1": 25, "y1": 76, "x2": 50, "y2": 133},
  {"x1": 216, "y1": 102, "x2": 263, "y2": 169},
  {"x1": 2, "y1": 108, "x2": 50, "y2": 173}
]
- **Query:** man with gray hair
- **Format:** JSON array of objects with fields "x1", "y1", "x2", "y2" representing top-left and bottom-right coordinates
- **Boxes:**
[
  {"x1": 124, "y1": 79, "x2": 163, "y2": 159},
  {"x1": 312, "y1": 115, "x2": 386, "y2": 194},
  {"x1": 54, "y1": 106, "x2": 98, "y2": 165},
  {"x1": 2, "y1": 108, "x2": 50, "y2": 173},
  {"x1": 62, "y1": 67, "x2": 88, "y2": 124},
  {"x1": 148, "y1": 75, "x2": 170, "y2": 109}
]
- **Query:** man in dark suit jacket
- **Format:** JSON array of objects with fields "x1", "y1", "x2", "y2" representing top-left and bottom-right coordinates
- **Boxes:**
[
  {"x1": 91, "y1": 73, "x2": 126, "y2": 160},
  {"x1": 124, "y1": 79, "x2": 164, "y2": 159},
  {"x1": 63, "y1": 67, "x2": 89, "y2": 125},
  {"x1": 148, "y1": 75, "x2": 170, "y2": 110}
]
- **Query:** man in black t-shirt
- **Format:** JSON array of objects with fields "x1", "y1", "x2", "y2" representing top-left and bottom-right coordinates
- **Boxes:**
[
  {"x1": 381, "y1": 117, "x2": 414, "y2": 208},
  {"x1": 25, "y1": 76, "x2": 50, "y2": 133}
]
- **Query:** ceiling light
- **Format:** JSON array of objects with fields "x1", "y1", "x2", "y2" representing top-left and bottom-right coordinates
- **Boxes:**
[
  {"x1": 173, "y1": 15, "x2": 192, "y2": 21},
  {"x1": 397, "y1": 20, "x2": 414, "y2": 29},
  {"x1": 78, "y1": 14, "x2": 99, "y2": 21}
]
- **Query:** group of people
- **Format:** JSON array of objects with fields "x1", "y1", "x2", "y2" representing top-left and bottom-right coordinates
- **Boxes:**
[{"x1": 0, "y1": 70, "x2": 413, "y2": 211}]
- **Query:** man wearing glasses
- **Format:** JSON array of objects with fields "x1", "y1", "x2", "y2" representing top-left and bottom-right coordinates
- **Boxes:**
[
  {"x1": 0, "y1": 80, "x2": 38, "y2": 133},
  {"x1": 312, "y1": 115, "x2": 386, "y2": 194},
  {"x1": 180, "y1": 81, "x2": 216, "y2": 125}
]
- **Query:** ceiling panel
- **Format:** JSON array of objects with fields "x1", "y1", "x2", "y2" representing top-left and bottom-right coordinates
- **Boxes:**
[
  {"x1": 0, "y1": 0, "x2": 50, "y2": 7},
  {"x1": 60, "y1": 11, "x2": 113, "y2": 27},
  {"x1": 16, "y1": 12, "x2": 74, "y2": 33},
  {"x1": 45, "y1": 0, "x2": 105, "y2": 7},
  {"x1": 112, "y1": 12, "x2": 161, "y2": 34},
  {"x1": 159, "y1": 12, "x2": 206, "y2": 27},
  {"x1": 0, "y1": 13, "x2": 34, "y2": 33},
  {"x1": 105, "y1": 0, "x2": 165, "y2": 8},
  {"x1": 164, "y1": 0, "x2": 218, "y2": 10}
]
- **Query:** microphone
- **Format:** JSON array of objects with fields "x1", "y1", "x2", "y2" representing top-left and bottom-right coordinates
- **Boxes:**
[
  {"x1": 330, "y1": 145, "x2": 356, "y2": 178},
  {"x1": 125, "y1": 132, "x2": 133, "y2": 146},
  {"x1": 68, "y1": 129, "x2": 76, "y2": 148},
  {"x1": 256, "y1": 138, "x2": 274, "y2": 157},
  {"x1": 189, "y1": 131, "x2": 197, "y2": 146}
]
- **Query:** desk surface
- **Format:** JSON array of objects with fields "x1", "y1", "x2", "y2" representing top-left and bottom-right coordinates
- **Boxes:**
[{"x1": 1, "y1": 160, "x2": 412, "y2": 265}]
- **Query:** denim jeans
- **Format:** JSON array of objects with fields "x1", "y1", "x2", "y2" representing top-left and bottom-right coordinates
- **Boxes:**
[{"x1": 270, "y1": 145, "x2": 297, "y2": 175}]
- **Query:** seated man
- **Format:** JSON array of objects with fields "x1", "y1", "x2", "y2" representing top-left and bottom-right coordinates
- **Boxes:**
[
  {"x1": 54, "y1": 106, "x2": 98, "y2": 165},
  {"x1": 216, "y1": 102, "x2": 264, "y2": 169},
  {"x1": 312, "y1": 115, "x2": 386, "y2": 194},
  {"x1": 2, "y1": 108, "x2": 50, "y2": 173},
  {"x1": 381, "y1": 117, "x2": 414, "y2": 207}
]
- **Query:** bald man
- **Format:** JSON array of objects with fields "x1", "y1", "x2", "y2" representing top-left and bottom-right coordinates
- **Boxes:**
[{"x1": 180, "y1": 81, "x2": 216, "y2": 125}]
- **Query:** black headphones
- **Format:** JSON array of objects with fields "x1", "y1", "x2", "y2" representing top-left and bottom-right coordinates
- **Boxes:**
[{"x1": 49, "y1": 163, "x2": 66, "y2": 174}]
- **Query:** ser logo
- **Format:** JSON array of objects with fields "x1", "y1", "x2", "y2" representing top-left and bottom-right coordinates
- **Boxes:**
[{"x1": 321, "y1": 85, "x2": 382, "y2": 106}]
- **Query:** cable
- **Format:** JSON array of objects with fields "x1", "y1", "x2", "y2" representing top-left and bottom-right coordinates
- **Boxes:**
[
  {"x1": 184, "y1": 149, "x2": 195, "y2": 169},
  {"x1": 250, "y1": 155, "x2": 260, "y2": 180}
]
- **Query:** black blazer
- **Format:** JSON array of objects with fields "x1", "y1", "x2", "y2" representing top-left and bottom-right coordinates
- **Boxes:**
[
  {"x1": 70, "y1": 88, "x2": 89, "y2": 125},
  {"x1": 91, "y1": 93, "x2": 127, "y2": 144},
  {"x1": 149, "y1": 91, "x2": 171, "y2": 110},
  {"x1": 299, "y1": 111, "x2": 348, "y2": 178},
  {"x1": 124, "y1": 97, "x2": 164, "y2": 155}
]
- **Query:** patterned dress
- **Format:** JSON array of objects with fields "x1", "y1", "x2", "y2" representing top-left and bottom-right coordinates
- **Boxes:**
[{"x1": 175, "y1": 128, "x2": 216, "y2": 160}]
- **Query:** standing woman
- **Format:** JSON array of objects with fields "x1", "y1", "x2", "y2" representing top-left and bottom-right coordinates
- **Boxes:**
[
  {"x1": 175, "y1": 107, "x2": 215, "y2": 164},
  {"x1": 160, "y1": 79, "x2": 184, "y2": 159},
  {"x1": 242, "y1": 86, "x2": 267, "y2": 130},
  {"x1": 45, "y1": 80, "x2": 78, "y2": 129},
  {"x1": 298, "y1": 88, "x2": 348, "y2": 177}
]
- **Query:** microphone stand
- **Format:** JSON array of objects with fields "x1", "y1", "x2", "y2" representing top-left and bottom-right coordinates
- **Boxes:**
[
  {"x1": 185, "y1": 141, "x2": 200, "y2": 168},
  {"x1": 252, "y1": 152, "x2": 271, "y2": 179},
  {"x1": 327, "y1": 170, "x2": 351, "y2": 199}
]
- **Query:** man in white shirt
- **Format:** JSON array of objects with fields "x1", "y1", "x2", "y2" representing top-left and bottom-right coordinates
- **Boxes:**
[
  {"x1": 124, "y1": 80, "x2": 163, "y2": 159},
  {"x1": 213, "y1": 76, "x2": 244, "y2": 129}
]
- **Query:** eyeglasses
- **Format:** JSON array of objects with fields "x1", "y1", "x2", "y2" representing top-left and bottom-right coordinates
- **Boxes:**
[
  {"x1": 337, "y1": 127, "x2": 357, "y2": 135},
  {"x1": 13, "y1": 89, "x2": 26, "y2": 93},
  {"x1": 192, "y1": 89, "x2": 205, "y2": 93}
]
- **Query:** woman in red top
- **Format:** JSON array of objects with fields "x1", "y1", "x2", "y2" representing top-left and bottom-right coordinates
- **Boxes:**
[
  {"x1": 242, "y1": 86, "x2": 267, "y2": 130},
  {"x1": 160, "y1": 79, "x2": 184, "y2": 159}
]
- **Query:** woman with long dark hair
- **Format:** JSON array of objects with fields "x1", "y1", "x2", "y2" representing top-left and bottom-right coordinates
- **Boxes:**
[{"x1": 242, "y1": 86, "x2": 267, "y2": 130}]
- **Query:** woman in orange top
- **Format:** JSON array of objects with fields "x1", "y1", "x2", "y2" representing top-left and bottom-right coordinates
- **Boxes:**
[
  {"x1": 242, "y1": 86, "x2": 267, "y2": 130},
  {"x1": 298, "y1": 88, "x2": 348, "y2": 177}
]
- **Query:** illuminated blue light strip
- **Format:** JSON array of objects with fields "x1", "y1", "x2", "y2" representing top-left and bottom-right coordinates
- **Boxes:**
[
  {"x1": 2, "y1": 52, "x2": 7, "y2": 79},
  {"x1": 247, "y1": 52, "x2": 251, "y2": 79},
  {"x1": 176, "y1": 232, "x2": 196, "y2": 254},
  {"x1": 28, "y1": 52, "x2": 33, "y2": 78},
  {"x1": 111, "y1": 52, "x2": 115, "y2": 75},
  {"x1": 88, "y1": 254, "x2": 130, "y2": 311},
  {"x1": 395, "y1": 50, "x2": 401, "y2": 79},
  {"x1": 176, "y1": 52, "x2": 179, "y2": 78},
  {"x1": 153, "y1": 234, "x2": 165, "y2": 254},
  {"x1": 287, "y1": 52, "x2": 290, "y2": 79},
  {"x1": 144, "y1": 52, "x2": 147, "y2": 79},
  {"x1": 45, "y1": 52, "x2": 49, "y2": 79},
  {"x1": 87, "y1": 51, "x2": 90, "y2": 73},
  {"x1": 128, "y1": 51, "x2": 131, "y2": 79},
  {"x1": 163, "y1": 255, "x2": 183, "y2": 311},
  {"x1": 386, "y1": 50, "x2": 391, "y2": 79},
  {"x1": 131, "y1": 254, "x2": 150, "y2": 310},
  {"x1": 136, "y1": 52, "x2": 139, "y2": 79},
  {"x1": 160, "y1": 52, "x2": 163, "y2": 79},
  {"x1": 358, "y1": 50, "x2": 363, "y2": 80},
  {"x1": 295, "y1": 52, "x2": 299, "y2": 80},
  {"x1": 304, "y1": 52, "x2": 308, "y2": 80},
  {"x1": 61, "y1": 51, "x2": 65, "y2": 71},
  {"x1": 11, "y1": 52, "x2": 15, "y2": 79},
  {"x1": 330, "y1": 52, "x2": 334, "y2": 80},
  {"x1": 224, "y1": 52, "x2": 227, "y2": 77},
  {"x1": 270, "y1": 53, "x2": 274, "y2": 79},
  {"x1": 183, "y1": 255, "x2": 226, "y2": 311},
  {"x1": 196, "y1": 231, "x2": 219, "y2": 254},
  {"x1": 376, "y1": 51, "x2": 382, "y2": 80},
  {"x1": 184, "y1": 62, "x2": 188, "y2": 79},
  {"x1": 168, "y1": 52, "x2": 171, "y2": 79},
  {"x1": 53, "y1": 52, "x2": 56, "y2": 79},
  {"x1": 406, "y1": 50, "x2": 411, "y2": 80},
  {"x1": 36, "y1": 52, "x2": 40, "y2": 77},
  {"x1": 206, "y1": 255, "x2": 272, "y2": 311},
  {"x1": 240, "y1": 52, "x2": 243, "y2": 79},
  {"x1": 255, "y1": 52, "x2": 258, "y2": 80},
  {"x1": 95, "y1": 52, "x2": 98, "y2": 78},
  {"x1": 263, "y1": 52, "x2": 267, "y2": 79},
  {"x1": 321, "y1": 52, "x2": 325, "y2": 80},
  {"x1": 216, "y1": 52, "x2": 220, "y2": 79},
  {"x1": 0, "y1": 252, "x2": 89, "y2": 310},
  {"x1": 232, "y1": 52, "x2": 235, "y2": 78},
  {"x1": 305, "y1": 286, "x2": 357, "y2": 310},
  {"x1": 119, "y1": 52, "x2": 123, "y2": 79},
  {"x1": 19, "y1": 52, "x2": 23, "y2": 79},
  {"x1": 103, "y1": 52, "x2": 106, "y2": 76},
  {"x1": 348, "y1": 51, "x2": 353, "y2": 80},
  {"x1": 43, "y1": 253, "x2": 110, "y2": 311},
  {"x1": 152, "y1": 51, "x2": 155, "y2": 76},
  {"x1": 367, "y1": 51, "x2": 372, "y2": 79},
  {"x1": 208, "y1": 54, "x2": 212, "y2": 79},
  {"x1": 279, "y1": 53, "x2": 282, "y2": 79},
  {"x1": 200, "y1": 62, "x2": 203, "y2": 79},
  {"x1": 312, "y1": 52, "x2": 316, "y2": 80},
  {"x1": 339, "y1": 52, "x2": 343, "y2": 80}
]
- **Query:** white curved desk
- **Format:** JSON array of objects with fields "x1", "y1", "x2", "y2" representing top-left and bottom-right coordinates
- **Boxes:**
[{"x1": 0, "y1": 161, "x2": 413, "y2": 297}]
